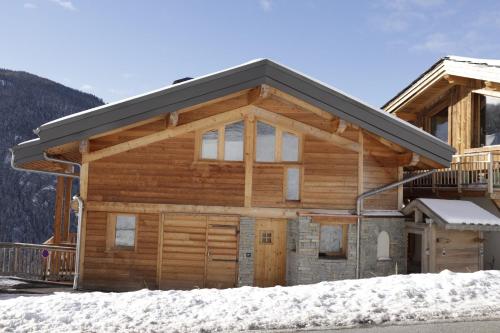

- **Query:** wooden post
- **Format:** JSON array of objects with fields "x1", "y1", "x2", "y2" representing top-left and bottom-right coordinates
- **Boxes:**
[
  {"x1": 457, "y1": 156, "x2": 462, "y2": 193},
  {"x1": 77, "y1": 140, "x2": 90, "y2": 288},
  {"x1": 488, "y1": 152, "x2": 494, "y2": 194},
  {"x1": 244, "y1": 114, "x2": 255, "y2": 208},
  {"x1": 63, "y1": 177, "x2": 73, "y2": 242},
  {"x1": 358, "y1": 131, "x2": 364, "y2": 208},
  {"x1": 54, "y1": 176, "x2": 65, "y2": 245}
]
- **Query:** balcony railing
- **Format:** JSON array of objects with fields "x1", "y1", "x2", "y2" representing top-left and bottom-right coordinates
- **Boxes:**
[
  {"x1": 0, "y1": 242, "x2": 76, "y2": 282},
  {"x1": 406, "y1": 152, "x2": 500, "y2": 193}
]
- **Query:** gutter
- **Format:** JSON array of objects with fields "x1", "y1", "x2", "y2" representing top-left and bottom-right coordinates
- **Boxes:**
[
  {"x1": 355, "y1": 169, "x2": 436, "y2": 279},
  {"x1": 9, "y1": 149, "x2": 80, "y2": 179}
]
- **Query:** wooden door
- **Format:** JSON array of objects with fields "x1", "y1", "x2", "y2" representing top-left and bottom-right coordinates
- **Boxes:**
[
  {"x1": 205, "y1": 215, "x2": 239, "y2": 288},
  {"x1": 159, "y1": 214, "x2": 239, "y2": 290},
  {"x1": 254, "y1": 218, "x2": 287, "y2": 287}
]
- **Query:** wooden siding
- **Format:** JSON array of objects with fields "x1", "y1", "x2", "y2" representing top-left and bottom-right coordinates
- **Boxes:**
[
  {"x1": 363, "y1": 134, "x2": 399, "y2": 210},
  {"x1": 434, "y1": 229, "x2": 480, "y2": 272},
  {"x1": 88, "y1": 133, "x2": 246, "y2": 207},
  {"x1": 82, "y1": 211, "x2": 159, "y2": 291}
]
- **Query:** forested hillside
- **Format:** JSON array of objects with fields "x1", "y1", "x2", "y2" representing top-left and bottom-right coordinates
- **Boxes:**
[{"x1": 0, "y1": 69, "x2": 103, "y2": 243}]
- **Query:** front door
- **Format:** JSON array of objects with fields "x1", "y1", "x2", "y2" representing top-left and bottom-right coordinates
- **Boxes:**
[
  {"x1": 159, "y1": 214, "x2": 239, "y2": 290},
  {"x1": 254, "y1": 218, "x2": 287, "y2": 287}
]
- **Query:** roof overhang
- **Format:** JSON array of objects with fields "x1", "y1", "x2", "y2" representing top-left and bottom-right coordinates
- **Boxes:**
[
  {"x1": 403, "y1": 198, "x2": 500, "y2": 232},
  {"x1": 11, "y1": 59, "x2": 454, "y2": 168}
]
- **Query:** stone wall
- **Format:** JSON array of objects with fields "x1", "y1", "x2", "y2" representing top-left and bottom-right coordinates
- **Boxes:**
[
  {"x1": 286, "y1": 216, "x2": 406, "y2": 285},
  {"x1": 237, "y1": 216, "x2": 255, "y2": 286}
]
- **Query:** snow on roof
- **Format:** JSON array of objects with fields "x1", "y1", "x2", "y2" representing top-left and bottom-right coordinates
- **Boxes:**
[{"x1": 403, "y1": 198, "x2": 500, "y2": 231}]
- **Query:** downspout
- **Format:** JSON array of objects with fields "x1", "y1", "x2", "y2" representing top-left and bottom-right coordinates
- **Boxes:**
[
  {"x1": 73, "y1": 195, "x2": 83, "y2": 290},
  {"x1": 355, "y1": 169, "x2": 436, "y2": 279},
  {"x1": 10, "y1": 149, "x2": 84, "y2": 288}
]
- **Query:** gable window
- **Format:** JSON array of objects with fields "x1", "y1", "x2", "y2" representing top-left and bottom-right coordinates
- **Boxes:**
[
  {"x1": 430, "y1": 108, "x2": 448, "y2": 142},
  {"x1": 319, "y1": 224, "x2": 348, "y2": 259},
  {"x1": 224, "y1": 121, "x2": 244, "y2": 161},
  {"x1": 479, "y1": 94, "x2": 500, "y2": 146},
  {"x1": 256, "y1": 121, "x2": 276, "y2": 162},
  {"x1": 282, "y1": 131, "x2": 300, "y2": 162},
  {"x1": 199, "y1": 121, "x2": 244, "y2": 161},
  {"x1": 255, "y1": 121, "x2": 301, "y2": 162},
  {"x1": 201, "y1": 129, "x2": 219, "y2": 159},
  {"x1": 107, "y1": 213, "x2": 137, "y2": 251}
]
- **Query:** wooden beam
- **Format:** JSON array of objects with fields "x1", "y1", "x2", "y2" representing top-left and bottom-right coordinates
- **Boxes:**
[
  {"x1": 77, "y1": 144, "x2": 89, "y2": 288},
  {"x1": 251, "y1": 106, "x2": 360, "y2": 152},
  {"x1": 485, "y1": 81, "x2": 500, "y2": 91},
  {"x1": 84, "y1": 106, "x2": 252, "y2": 163},
  {"x1": 168, "y1": 111, "x2": 179, "y2": 127},
  {"x1": 53, "y1": 176, "x2": 65, "y2": 245},
  {"x1": 364, "y1": 131, "x2": 406, "y2": 153},
  {"x1": 63, "y1": 177, "x2": 73, "y2": 242},
  {"x1": 333, "y1": 119, "x2": 347, "y2": 134},
  {"x1": 409, "y1": 153, "x2": 420, "y2": 166},
  {"x1": 397, "y1": 167, "x2": 403, "y2": 209},
  {"x1": 260, "y1": 84, "x2": 334, "y2": 120},
  {"x1": 86, "y1": 201, "x2": 358, "y2": 219},
  {"x1": 244, "y1": 114, "x2": 255, "y2": 207},
  {"x1": 443, "y1": 74, "x2": 471, "y2": 86}
]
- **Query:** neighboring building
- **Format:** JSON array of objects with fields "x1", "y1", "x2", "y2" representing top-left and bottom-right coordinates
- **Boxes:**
[
  {"x1": 10, "y1": 59, "x2": 454, "y2": 291},
  {"x1": 383, "y1": 56, "x2": 500, "y2": 270}
]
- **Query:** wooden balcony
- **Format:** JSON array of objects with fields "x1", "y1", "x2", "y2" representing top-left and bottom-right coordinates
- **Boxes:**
[
  {"x1": 405, "y1": 152, "x2": 500, "y2": 197},
  {"x1": 0, "y1": 242, "x2": 76, "y2": 282}
]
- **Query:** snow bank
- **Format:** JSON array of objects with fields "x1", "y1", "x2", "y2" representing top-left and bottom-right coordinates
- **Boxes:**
[{"x1": 1, "y1": 271, "x2": 500, "y2": 332}]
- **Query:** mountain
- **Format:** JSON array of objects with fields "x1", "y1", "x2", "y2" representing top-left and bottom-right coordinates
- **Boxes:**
[{"x1": 0, "y1": 69, "x2": 104, "y2": 243}]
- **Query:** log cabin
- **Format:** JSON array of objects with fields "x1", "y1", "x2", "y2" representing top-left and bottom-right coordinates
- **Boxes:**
[
  {"x1": 383, "y1": 56, "x2": 500, "y2": 271},
  {"x1": 11, "y1": 59, "x2": 454, "y2": 291}
]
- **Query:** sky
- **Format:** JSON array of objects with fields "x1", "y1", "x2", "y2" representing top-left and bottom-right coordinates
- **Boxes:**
[{"x1": 1, "y1": 0, "x2": 500, "y2": 108}]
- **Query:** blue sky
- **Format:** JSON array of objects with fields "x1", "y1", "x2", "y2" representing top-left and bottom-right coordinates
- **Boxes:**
[{"x1": 1, "y1": 0, "x2": 500, "y2": 107}]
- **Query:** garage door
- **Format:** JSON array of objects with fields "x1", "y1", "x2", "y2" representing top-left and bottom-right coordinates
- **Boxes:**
[{"x1": 159, "y1": 214, "x2": 239, "y2": 290}]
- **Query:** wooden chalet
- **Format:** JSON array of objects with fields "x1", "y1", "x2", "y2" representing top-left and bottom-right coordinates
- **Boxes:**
[
  {"x1": 384, "y1": 56, "x2": 500, "y2": 271},
  {"x1": 9, "y1": 59, "x2": 453, "y2": 291}
]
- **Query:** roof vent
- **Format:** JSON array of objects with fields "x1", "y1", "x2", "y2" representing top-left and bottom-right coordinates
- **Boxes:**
[{"x1": 172, "y1": 77, "x2": 193, "y2": 85}]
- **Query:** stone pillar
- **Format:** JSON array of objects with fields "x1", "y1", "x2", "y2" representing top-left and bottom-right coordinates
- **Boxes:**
[{"x1": 238, "y1": 217, "x2": 255, "y2": 286}]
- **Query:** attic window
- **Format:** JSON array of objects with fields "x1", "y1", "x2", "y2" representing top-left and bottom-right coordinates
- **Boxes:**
[
  {"x1": 199, "y1": 121, "x2": 244, "y2": 161},
  {"x1": 255, "y1": 121, "x2": 301, "y2": 162},
  {"x1": 430, "y1": 108, "x2": 448, "y2": 143}
]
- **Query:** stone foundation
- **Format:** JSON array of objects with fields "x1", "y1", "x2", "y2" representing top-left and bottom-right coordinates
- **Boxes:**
[
  {"x1": 237, "y1": 216, "x2": 255, "y2": 286},
  {"x1": 286, "y1": 216, "x2": 406, "y2": 285}
]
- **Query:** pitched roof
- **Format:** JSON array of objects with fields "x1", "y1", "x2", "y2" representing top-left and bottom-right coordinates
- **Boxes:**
[
  {"x1": 11, "y1": 59, "x2": 454, "y2": 167},
  {"x1": 383, "y1": 55, "x2": 500, "y2": 112},
  {"x1": 403, "y1": 198, "x2": 500, "y2": 231}
]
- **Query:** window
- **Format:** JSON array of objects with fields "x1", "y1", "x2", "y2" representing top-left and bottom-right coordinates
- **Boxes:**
[
  {"x1": 430, "y1": 108, "x2": 448, "y2": 142},
  {"x1": 282, "y1": 132, "x2": 299, "y2": 162},
  {"x1": 260, "y1": 231, "x2": 273, "y2": 244},
  {"x1": 199, "y1": 121, "x2": 245, "y2": 161},
  {"x1": 377, "y1": 231, "x2": 390, "y2": 260},
  {"x1": 224, "y1": 121, "x2": 244, "y2": 161},
  {"x1": 256, "y1": 121, "x2": 276, "y2": 162},
  {"x1": 319, "y1": 224, "x2": 348, "y2": 259},
  {"x1": 201, "y1": 129, "x2": 218, "y2": 159},
  {"x1": 107, "y1": 214, "x2": 137, "y2": 250},
  {"x1": 255, "y1": 121, "x2": 301, "y2": 162},
  {"x1": 285, "y1": 167, "x2": 300, "y2": 201},
  {"x1": 479, "y1": 94, "x2": 500, "y2": 146}
]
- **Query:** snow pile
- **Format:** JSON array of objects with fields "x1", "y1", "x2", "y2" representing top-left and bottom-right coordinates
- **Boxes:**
[{"x1": 1, "y1": 271, "x2": 500, "y2": 332}]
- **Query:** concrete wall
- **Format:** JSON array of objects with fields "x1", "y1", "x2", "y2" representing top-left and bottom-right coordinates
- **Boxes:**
[{"x1": 286, "y1": 216, "x2": 406, "y2": 285}]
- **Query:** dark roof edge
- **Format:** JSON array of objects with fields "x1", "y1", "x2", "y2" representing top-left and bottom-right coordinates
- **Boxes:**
[{"x1": 11, "y1": 59, "x2": 454, "y2": 168}]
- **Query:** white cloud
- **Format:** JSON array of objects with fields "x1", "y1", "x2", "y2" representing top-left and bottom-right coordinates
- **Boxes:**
[
  {"x1": 121, "y1": 73, "x2": 133, "y2": 79},
  {"x1": 80, "y1": 84, "x2": 94, "y2": 92},
  {"x1": 412, "y1": 33, "x2": 455, "y2": 53},
  {"x1": 23, "y1": 3, "x2": 37, "y2": 9},
  {"x1": 50, "y1": 0, "x2": 76, "y2": 11},
  {"x1": 259, "y1": 0, "x2": 272, "y2": 12}
]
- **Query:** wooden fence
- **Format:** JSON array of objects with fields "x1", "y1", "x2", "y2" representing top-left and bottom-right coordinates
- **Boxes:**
[{"x1": 0, "y1": 242, "x2": 76, "y2": 282}]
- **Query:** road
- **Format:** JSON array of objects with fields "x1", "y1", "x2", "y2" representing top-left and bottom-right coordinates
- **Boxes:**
[{"x1": 290, "y1": 320, "x2": 500, "y2": 333}]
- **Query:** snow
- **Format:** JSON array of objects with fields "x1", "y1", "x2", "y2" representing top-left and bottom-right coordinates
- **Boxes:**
[
  {"x1": 411, "y1": 198, "x2": 500, "y2": 226},
  {"x1": 1, "y1": 271, "x2": 500, "y2": 332}
]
